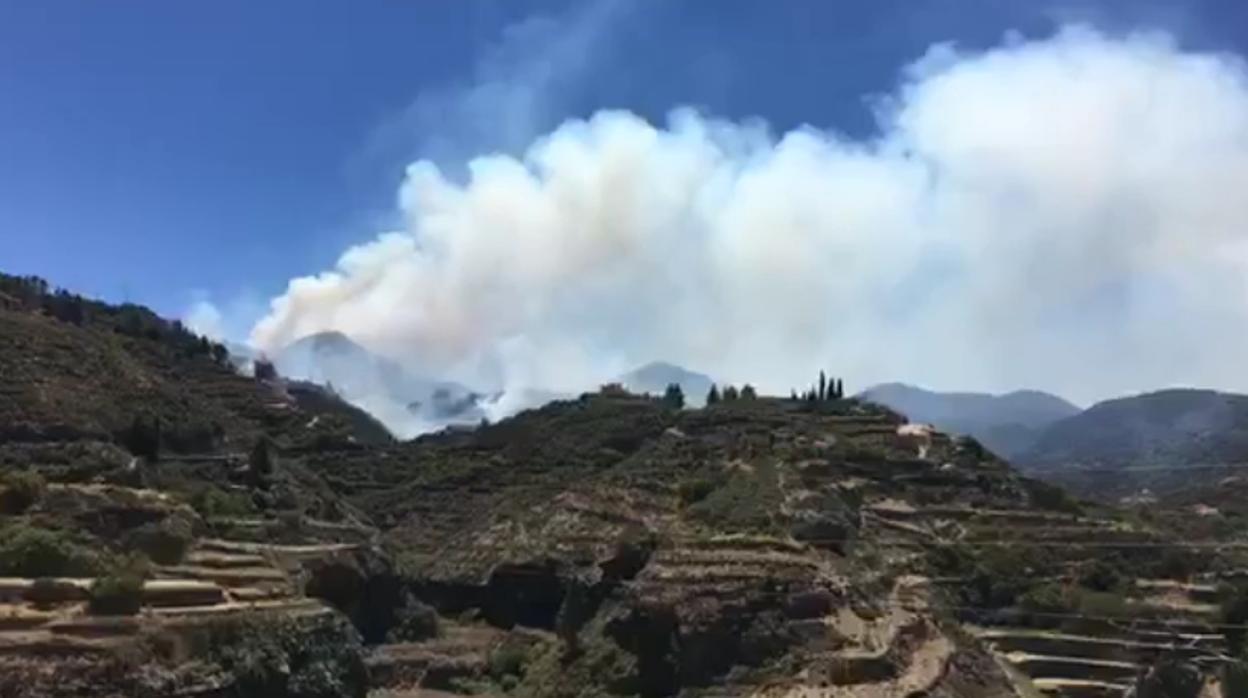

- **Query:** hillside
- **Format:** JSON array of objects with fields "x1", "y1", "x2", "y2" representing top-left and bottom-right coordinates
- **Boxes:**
[
  {"x1": 859, "y1": 383, "x2": 1080, "y2": 459},
  {"x1": 1018, "y1": 389, "x2": 1248, "y2": 501},
  {"x1": 5, "y1": 272, "x2": 1248, "y2": 697},
  {"x1": 305, "y1": 391, "x2": 1248, "y2": 698}
]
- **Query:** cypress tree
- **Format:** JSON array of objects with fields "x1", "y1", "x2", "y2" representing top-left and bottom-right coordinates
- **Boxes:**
[
  {"x1": 706, "y1": 384, "x2": 720, "y2": 405},
  {"x1": 818, "y1": 371, "x2": 827, "y2": 401},
  {"x1": 663, "y1": 383, "x2": 685, "y2": 409}
]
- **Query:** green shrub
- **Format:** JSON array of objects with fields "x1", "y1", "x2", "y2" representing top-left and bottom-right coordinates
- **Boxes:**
[
  {"x1": 488, "y1": 642, "x2": 529, "y2": 680},
  {"x1": 387, "y1": 599, "x2": 440, "y2": 642},
  {"x1": 204, "y1": 614, "x2": 368, "y2": 698},
  {"x1": 688, "y1": 462, "x2": 784, "y2": 534},
  {"x1": 1024, "y1": 479, "x2": 1083, "y2": 514},
  {"x1": 1133, "y1": 659, "x2": 1202, "y2": 698},
  {"x1": 26, "y1": 577, "x2": 77, "y2": 607},
  {"x1": 1221, "y1": 583, "x2": 1248, "y2": 654},
  {"x1": 125, "y1": 517, "x2": 192, "y2": 565},
  {"x1": 1020, "y1": 583, "x2": 1069, "y2": 616},
  {"x1": 1225, "y1": 659, "x2": 1248, "y2": 698},
  {"x1": 0, "y1": 524, "x2": 101, "y2": 577},
  {"x1": 189, "y1": 486, "x2": 255, "y2": 518},
  {"x1": 1073, "y1": 589, "x2": 1131, "y2": 619},
  {"x1": 1077, "y1": 558, "x2": 1127, "y2": 593},
  {"x1": 1155, "y1": 548, "x2": 1200, "y2": 580},
  {"x1": 88, "y1": 569, "x2": 144, "y2": 615},
  {"x1": 676, "y1": 477, "x2": 716, "y2": 505},
  {"x1": 0, "y1": 470, "x2": 46, "y2": 514}
]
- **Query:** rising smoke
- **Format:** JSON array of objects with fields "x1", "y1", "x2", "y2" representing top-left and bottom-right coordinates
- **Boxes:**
[{"x1": 249, "y1": 27, "x2": 1248, "y2": 430}]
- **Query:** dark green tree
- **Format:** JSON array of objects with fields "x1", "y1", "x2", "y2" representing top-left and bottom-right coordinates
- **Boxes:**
[
  {"x1": 706, "y1": 384, "x2": 720, "y2": 405},
  {"x1": 722, "y1": 385, "x2": 739, "y2": 401},
  {"x1": 662, "y1": 383, "x2": 685, "y2": 409},
  {"x1": 818, "y1": 371, "x2": 827, "y2": 401},
  {"x1": 740, "y1": 384, "x2": 757, "y2": 400},
  {"x1": 121, "y1": 415, "x2": 161, "y2": 461},
  {"x1": 251, "y1": 437, "x2": 273, "y2": 475},
  {"x1": 253, "y1": 358, "x2": 277, "y2": 381},
  {"x1": 210, "y1": 343, "x2": 229, "y2": 365},
  {"x1": 790, "y1": 389, "x2": 798, "y2": 400}
]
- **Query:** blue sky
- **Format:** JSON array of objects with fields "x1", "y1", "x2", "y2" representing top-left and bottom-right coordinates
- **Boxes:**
[{"x1": 2, "y1": 0, "x2": 1246, "y2": 324}]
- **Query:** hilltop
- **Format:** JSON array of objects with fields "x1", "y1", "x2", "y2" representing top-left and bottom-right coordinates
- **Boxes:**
[{"x1": 858, "y1": 383, "x2": 1080, "y2": 459}]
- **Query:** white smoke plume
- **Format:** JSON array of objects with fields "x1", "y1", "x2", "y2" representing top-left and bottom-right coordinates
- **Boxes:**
[{"x1": 251, "y1": 27, "x2": 1248, "y2": 426}]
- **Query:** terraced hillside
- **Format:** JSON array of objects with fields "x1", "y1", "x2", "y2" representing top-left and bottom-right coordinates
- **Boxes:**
[
  {"x1": 6, "y1": 271, "x2": 1248, "y2": 697},
  {"x1": 298, "y1": 393, "x2": 1240, "y2": 698}
]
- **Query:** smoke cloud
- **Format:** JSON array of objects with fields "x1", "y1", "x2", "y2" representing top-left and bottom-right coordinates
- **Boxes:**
[{"x1": 251, "y1": 27, "x2": 1248, "y2": 421}]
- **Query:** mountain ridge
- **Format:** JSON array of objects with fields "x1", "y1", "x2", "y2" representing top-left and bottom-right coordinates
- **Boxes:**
[{"x1": 858, "y1": 382, "x2": 1081, "y2": 459}]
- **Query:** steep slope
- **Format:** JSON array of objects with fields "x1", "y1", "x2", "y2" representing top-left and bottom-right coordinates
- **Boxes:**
[
  {"x1": 859, "y1": 383, "x2": 1080, "y2": 459},
  {"x1": 0, "y1": 273, "x2": 400, "y2": 696}
]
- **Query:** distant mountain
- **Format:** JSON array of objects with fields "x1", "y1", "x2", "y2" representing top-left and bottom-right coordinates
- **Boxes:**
[
  {"x1": 619, "y1": 361, "x2": 715, "y2": 405},
  {"x1": 1017, "y1": 389, "x2": 1248, "y2": 501},
  {"x1": 858, "y1": 383, "x2": 1081, "y2": 459},
  {"x1": 1021, "y1": 388, "x2": 1248, "y2": 470},
  {"x1": 274, "y1": 331, "x2": 486, "y2": 435}
]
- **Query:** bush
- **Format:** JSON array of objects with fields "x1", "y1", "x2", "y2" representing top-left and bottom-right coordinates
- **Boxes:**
[
  {"x1": 1225, "y1": 659, "x2": 1248, "y2": 698},
  {"x1": 0, "y1": 524, "x2": 101, "y2": 577},
  {"x1": 1073, "y1": 589, "x2": 1131, "y2": 619},
  {"x1": 25, "y1": 577, "x2": 74, "y2": 607},
  {"x1": 488, "y1": 642, "x2": 529, "y2": 680},
  {"x1": 1221, "y1": 583, "x2": 1248, "y2": 654},
  {"x1": 1020, "y1": 583, "x2": 1069, "y2": 617},
  {"x1": 387, "y1": 599, "x2": 440, "y2": 642},
  {"x1": 1133, "y1": 659, "x2": 1202, "y2": 698},
  {"x1": 1155, "y1": 548, "x2": 1200, "y2": 580},
  {"x1": 0, "y1": 470, "x2": 46, "y2": 514},
  {"x1": 677, "y1": 477, "x2": 716, "y2": 505},
  {"x1": 204, "y1": 614, "x2": 368, "y2": 698},
  {"x1": 88, "y1": 568, "x2": 145, "y2": 615},
  {"x1": 189, "y1": 486, "x2": 255, "y2": 518},
  {"x1": 688, "y1": 463, "x2": 784, "y2": 534},
  {"x1": 1024, "y1": 479, "x2": 1082, "y2": 514},
  {"x1": 1077, "y1": 558, "x2": 1127, "y2": 593},
  {"x1": 125, "y1": 517, "x2": 192, "y2": 565}
]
